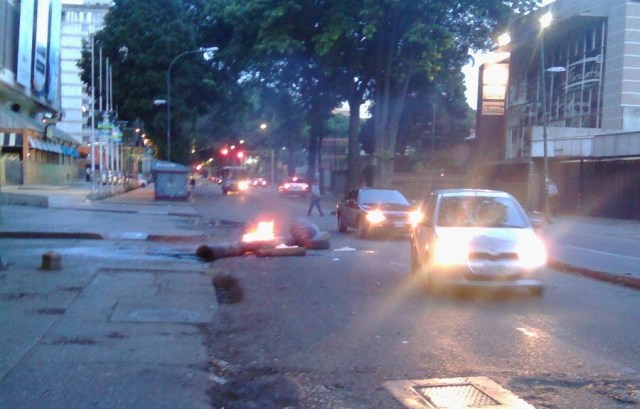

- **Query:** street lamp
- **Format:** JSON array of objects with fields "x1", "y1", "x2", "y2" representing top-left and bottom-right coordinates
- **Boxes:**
[
  {"x1": 166, "y1": 46, "x2": 218, "y2": 162},
  {"x1": 539, "y1": 12, "x2": 552, "y2": 222}
]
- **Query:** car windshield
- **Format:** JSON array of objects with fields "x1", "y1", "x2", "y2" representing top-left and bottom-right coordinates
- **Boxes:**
[
  {"x1": 359, "y1": 189, "x2": 409, "y2": 205},
  {"x1": 436, "y1": 195, "x2": 529, "y2": 228}
]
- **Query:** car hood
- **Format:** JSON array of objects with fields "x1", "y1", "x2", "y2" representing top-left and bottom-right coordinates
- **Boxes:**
[
  {"x1": 361, "y1": 203, "x2": 411, "y2": 212},
  {"x1": 434, "y1": 226, "x2": 540, "y2": 253}
]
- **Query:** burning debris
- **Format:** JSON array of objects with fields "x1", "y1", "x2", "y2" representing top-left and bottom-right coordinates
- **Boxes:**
[{"x1": 196, "y1": 218, "x2": 330, "y2": 262}]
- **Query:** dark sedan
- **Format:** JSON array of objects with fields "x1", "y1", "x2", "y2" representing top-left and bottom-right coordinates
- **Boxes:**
[{"x1": 336, "y1": 188, "x2": 421, "y2": 238}]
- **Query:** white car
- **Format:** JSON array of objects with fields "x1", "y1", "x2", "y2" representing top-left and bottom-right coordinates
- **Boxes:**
[{"x1": 410, "y1": 189, "x2": 546, "y2": 296}]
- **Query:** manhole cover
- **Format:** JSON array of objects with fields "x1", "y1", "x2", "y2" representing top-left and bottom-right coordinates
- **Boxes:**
[
  {"x1": 129, "y1": 308, "x2": 200, "y2": 323},
  {"x1": 415, "y1": 383, "x2": 499, "y2": 407},
  {"x1": 383, "y1": 376, "x2": 534, "y2": 409}
]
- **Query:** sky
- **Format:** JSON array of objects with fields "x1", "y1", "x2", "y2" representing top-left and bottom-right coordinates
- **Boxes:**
[{"x1": 462, "y1": 52, "x2": 488, "y2": 110}]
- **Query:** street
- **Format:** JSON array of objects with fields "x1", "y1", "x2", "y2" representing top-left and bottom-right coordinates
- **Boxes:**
[
  {"x1": 1, "y1": 182, "x2": 639, "y2": 409},
  {"x1": 195, "y1": 183, "x2": 640, "y2": 408}
]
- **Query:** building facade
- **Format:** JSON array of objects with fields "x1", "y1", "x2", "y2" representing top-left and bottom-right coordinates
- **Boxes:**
[
  {"x1": 476, "y1": 0, "x2": 640, "y2": 219},
  {"x1": 58, "y1": 0, "x2": 110, "y2": 145},
  {"x1": 1, "y1": 0, "x2": 82, "y2": 185},
  {"x1": 506, "y1": 0, "x2": 640, "y2": 160}
]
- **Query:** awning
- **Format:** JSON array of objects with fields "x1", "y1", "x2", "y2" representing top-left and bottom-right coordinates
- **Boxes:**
[
  {"x1": 28, "y1": 138, "x2": 74, "y2": 155},
  {"x1": 29, "y1": 138, "x2": 42, "y2": 150},
  {"x1": 1, "y1": 132, "x2": 23, "y2": 147}
]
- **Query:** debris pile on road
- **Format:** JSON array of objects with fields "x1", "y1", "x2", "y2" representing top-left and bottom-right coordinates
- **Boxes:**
[
  {"x1": 196, "y1": 218, "x2": 330, "y2": 261},
  {"x1": 287, "y1": 217, "x2": 331, "y2": 250}
]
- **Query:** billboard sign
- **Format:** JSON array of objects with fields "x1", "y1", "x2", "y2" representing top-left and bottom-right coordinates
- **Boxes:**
[{"x1": 17, "y1": 0, "x2": 35, "y2": 88}]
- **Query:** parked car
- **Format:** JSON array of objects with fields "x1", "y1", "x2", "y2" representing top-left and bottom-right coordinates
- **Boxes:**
[
  {"x1": 278, "y1": 177, "x2": 309, "y2": 196},
  {"x1": 410, "y1": 189, "x2": 546, "y2": 296},
  {"x1": 336, "y1": 187, "x2": 421, "y2": 238}
]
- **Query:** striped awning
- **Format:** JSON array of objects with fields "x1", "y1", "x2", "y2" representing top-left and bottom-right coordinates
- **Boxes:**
[
  {"x1": 1, "y1": 132, "x2": 23, "y2": 147},
  {"x1": 28, "y1": 138, "x2": 78, "y2": 156}
]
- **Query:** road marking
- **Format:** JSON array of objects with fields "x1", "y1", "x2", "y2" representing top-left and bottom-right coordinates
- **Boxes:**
[
  {"x1": 566, "y1": 245, "x2": 640, "y2": 261},
  {"x1": 515, "y1": 327, "x2": 538, "y2": 337}
]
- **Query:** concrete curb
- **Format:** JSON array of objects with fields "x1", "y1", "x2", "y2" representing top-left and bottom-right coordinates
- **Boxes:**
[
  {"x1": 0, "y1": 192, "x2": 48, "y2": 207},
  {"x1": 0, "y1": 232, "x2": 104, "y2": 240},
  {"x1": 549, "y1": 259, "x2": 640, "y2": 290},
  {"x1": 0, "y1": 231, "x2": 206, "y2": 242}
]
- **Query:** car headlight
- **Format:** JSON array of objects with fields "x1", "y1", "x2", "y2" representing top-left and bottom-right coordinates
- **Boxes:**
[
  {"x1": 408, "y1": 210, "x2": 423, "y2": 226},
  {"x1": 516, "y1": 236, "x2": 547, "y2": 268},
  {"x1": 238, "y1": 180, "x2": 249, "y2": 191},
  {"x1": 433, "y1": 237, "x2": 469, "y2": 266},
  {"x1": 365, "y1": 209, "x2": 386, "y2": 224}
]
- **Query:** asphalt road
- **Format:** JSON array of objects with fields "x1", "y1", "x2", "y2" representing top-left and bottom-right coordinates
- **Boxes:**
[{"x1": 194, "y1": 183, "x2": 640, "y2": 408}]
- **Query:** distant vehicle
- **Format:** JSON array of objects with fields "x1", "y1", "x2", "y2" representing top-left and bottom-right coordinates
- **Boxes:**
[
  {"x1": 410, "y1": 189, "x2": 546, "y2": 296},
  {"x1": 278, "y1": 176, "x2": 309, "y2": 196},
  {"x1": 251, "y1": 177, "x2": 268, "y2": 187},
  {"x1": 220, "y1": 166, "x2": 249, "y2": 195},
  {"x1": 336, "y1": 187, "x2": 421, "y2": 238}
]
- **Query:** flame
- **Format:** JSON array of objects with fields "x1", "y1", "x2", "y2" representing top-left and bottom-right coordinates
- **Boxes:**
[{"x1": 242, "y1": 221, "x2": 275, "y2": 243}]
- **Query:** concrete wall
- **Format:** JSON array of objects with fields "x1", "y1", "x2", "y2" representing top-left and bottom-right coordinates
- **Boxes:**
[{"x1": 25, "y1": 162, "x2": 78, "y2": 185}]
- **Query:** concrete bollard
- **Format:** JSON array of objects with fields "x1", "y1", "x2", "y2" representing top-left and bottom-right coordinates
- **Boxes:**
[{"x1": 41, "y1": 251, "x2": 61, "y2": 271}]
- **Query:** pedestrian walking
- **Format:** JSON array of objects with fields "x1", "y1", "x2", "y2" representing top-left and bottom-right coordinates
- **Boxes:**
[
  {"x1": 307, "y1": 181, "x2": 324, "y2": 216},
  {"x1": 546, "y1": 177, "x2": 558, "y2": 214}
]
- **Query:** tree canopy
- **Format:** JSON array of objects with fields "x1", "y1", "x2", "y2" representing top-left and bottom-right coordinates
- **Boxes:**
[{"x1": 79, "y1": 0, "x2": 538, "y2": 186}]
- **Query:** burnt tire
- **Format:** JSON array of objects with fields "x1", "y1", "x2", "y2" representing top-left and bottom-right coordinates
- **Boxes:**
[
  {"x1": 424, "y1": 268, "x2": 439, "y2": 296},
  {"x1": 303, "y1": 237, "x2": 331, "y2": 250},
  {"x1": 410, "y1": 244, "x2": 421, "y2": 275}
]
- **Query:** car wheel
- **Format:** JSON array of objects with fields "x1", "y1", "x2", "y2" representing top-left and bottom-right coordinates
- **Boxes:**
[
  {"x1": 423, "y1": 260, "x2": 437, "y2": 295},
  {"x1": 338, "y1": 214, "x2": 347, "y2": 232},
  {"x1": 410, "y1": 243, "x2": 421, "y2": 275},
  {"x1": 357, "y1": 218, "x2": 369, "y2": 239}
]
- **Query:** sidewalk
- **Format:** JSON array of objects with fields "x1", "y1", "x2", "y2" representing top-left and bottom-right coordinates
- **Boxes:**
[
  {"x1": 0, "y1": 180, "x2": 204, "y2": 241},
  {"x1": 542, "y1": 214, "x2": 640, "y2": 290},
  {"x1": 0, "y1": 180, "x2": 217, "y2": 409}
]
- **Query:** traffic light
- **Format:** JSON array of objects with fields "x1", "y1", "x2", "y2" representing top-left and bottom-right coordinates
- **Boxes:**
[{"x1": 220, "y1": 147, "x2": 229, "y2": 156}]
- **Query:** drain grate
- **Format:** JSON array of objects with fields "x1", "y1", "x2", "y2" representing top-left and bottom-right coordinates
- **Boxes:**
[
  {"x1": 383, "y1": 376, "x2": 534, "y2": 409},
  {"x1": 415, "y1": 383, "x2": 499, "y2": 407}
]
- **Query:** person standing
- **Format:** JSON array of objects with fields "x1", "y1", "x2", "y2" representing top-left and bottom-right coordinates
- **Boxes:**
[{"x1": 307, "y1": 181, "x2": 324, "y2": 216}]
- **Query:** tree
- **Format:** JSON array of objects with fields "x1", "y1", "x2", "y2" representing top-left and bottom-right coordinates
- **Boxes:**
[
  {"x1": 361, "y1": 0, "x2": 537, "y2": 187},
  {"x1": 78, "y1": 0, "x2": 230, "y2": 164},
  {"x1": 204, "y1": 0, "x2": 343, "y2": 180}
]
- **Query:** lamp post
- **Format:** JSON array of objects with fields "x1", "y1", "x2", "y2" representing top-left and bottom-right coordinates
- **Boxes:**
[
  {"x1": 539, "y1": 12, "x2": 552, "y2": 222},
  {"x1": 166, "y1": 46, "x2": 218, "y2": 162}
]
